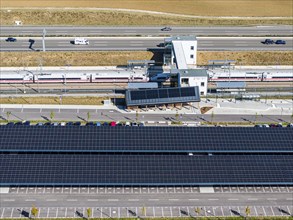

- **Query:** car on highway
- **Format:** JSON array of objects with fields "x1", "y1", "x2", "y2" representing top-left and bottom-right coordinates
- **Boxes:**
[
  {"x1": 5, "y1": 37, "x2": 17, "y2": 42},
  {"x1": 275, "y1": 40, "x2": 286, "y2": 45},
  {"x1": 161, "y1": 26, "x2": 172, "y2": 31},
  {"x1": 262, "y1": 39, "x2": 274, "y2": 44}
]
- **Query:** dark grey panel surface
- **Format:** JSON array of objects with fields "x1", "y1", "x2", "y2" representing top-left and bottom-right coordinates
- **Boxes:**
[
  {"x1": 0, "y1": 126, "x2": 292, "y2": 153},
  {"x1": 1, "y1": 154, "x2": 292, "y2": 186},
  {"x1": 125, "y1": 86, "x2": 200, "y2": 106}
]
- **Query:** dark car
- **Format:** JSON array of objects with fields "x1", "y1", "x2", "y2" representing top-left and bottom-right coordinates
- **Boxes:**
[
  {"x1": 44, "y1": 122, "x2": 52, "y2": 126},
  {"x1": 262, "y1": 39, "x2": 274, "y2": 44},
  {"x1": 85, "y1": 122, "x2": 95, "y2": 126},
  {"x1": 102, "y1": 122, "x2": 109, "y2": 126},
  {"x1": 5, "y1": 37, "x2": 17, "y2": 42},
  {"x1": 73, "y1": 122, "x2": 81, "y2": 126},
  {"x1": 66, "y1": 122, "x2": 74, "y2": 126},
  {"x1": 275, "y1": 40, "x2": 286, "y2": 45},
  {"x1": 157, "y1": 43, "x2": 165, "y2": 47},
  {"x1": 23, "y1": 121, "x2": 30, "y2": 126},
  {"x1": 161, "y1": 27, "x2": 172, "y2": 31},
  {"x1": 15, "y1": 121, "x2": 23, "y2": 126},
  {"x1": 6, "y1": 122, "x2": 14, "y2": 126},
  {"x1": 269, "y1": 124, "x2": 277, "y2": 128}
]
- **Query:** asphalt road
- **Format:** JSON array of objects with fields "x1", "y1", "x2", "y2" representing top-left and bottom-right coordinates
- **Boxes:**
[
  {"x1": 1, "y1": 25, "x2": 293, "y2": 37},
  {"x1": 0, "y1": 107, "x2": 291, "y2": 124},
  {"x1": 1, "y1": 37, "x2": 292, "y2": 51},
  {"x1": 1, "y1": 192, "x2": 292, "y2": 208}
]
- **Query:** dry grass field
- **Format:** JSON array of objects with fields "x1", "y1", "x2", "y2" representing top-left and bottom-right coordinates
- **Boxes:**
[
  {"x1": 1, "y1": 9, "x2": 292, "y2": 26},
  {"x1": 2, "y1": 0, "x2": 292, "y2": 17},
  {"x1": 1, "y1": 51, "x2": 292, "y2": 67}
]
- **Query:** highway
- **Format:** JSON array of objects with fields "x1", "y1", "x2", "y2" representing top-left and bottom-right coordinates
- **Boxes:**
[
  {"x1": 1, "y1": 37, "x2": 292, "y2": 51},
  {"x1": 1, "y1": 25, "x2": 293, "y2": 37}
]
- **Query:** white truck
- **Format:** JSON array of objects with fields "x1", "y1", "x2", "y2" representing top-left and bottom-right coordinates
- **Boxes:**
[{"x1": 74, "y1": 38, "x2": 89, "y2": 45}]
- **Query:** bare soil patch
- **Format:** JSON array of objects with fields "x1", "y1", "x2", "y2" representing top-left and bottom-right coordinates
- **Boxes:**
[{"x1": 1, "y1": 0, "x2": 292, "y2": 17}]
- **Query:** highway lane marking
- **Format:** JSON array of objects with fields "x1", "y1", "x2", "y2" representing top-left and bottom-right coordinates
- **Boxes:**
[
  {"x1": 87, "y1": 199, "x2": 99, "y2": 201},
  {"x1": 148, "y1": 199, "x2": 159, "y2": 201},
  {"x1": 247, "y1": 198, "x2": 258, "y2": 200},
  {"x1": 168, "y1": 199, "x2": 179, "y2": 201},
  {"x1": 3, "y1": 199, "x2": 15, "y2": 202},
  {"x1": 267, "y1": 198, "x2": 277, "y2": 200},
  {"x1": 228, "y1": 198, "x2": 239, "y2": 200},
  {"x1": 286, "y1": 198, "x2": 293, "y2": 200},
  {"x1": 208, "y1": 198, "x2": 219, "y2": 201},
  {"x1": 108, "y1": 199, "x2": 119, "y2": 201},
  {"x1": 46, "y1": 199, "x2": 57, "y2": 201},
  {"x1": 25, "y1": 199, "x2": 36, "y2": 201},
  {"x1": 188, "y1": 199, "x2": 199, "y2": 201},
  {"x1": 67, "y1": 199, "x2": 77, "y2": 201},
  {"x1": 128, "y1": 199, "x2": 139, "y2": 201}
]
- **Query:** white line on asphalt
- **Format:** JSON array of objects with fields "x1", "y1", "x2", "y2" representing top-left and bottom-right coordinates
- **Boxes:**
[
  {"x1": 228, "y1": 198, "x2": 239, "y2": 201},
  {"x1": 128, "y1": 199, "x2": 139, "y2": 201},
  {"x1": 25, "y1": 199, "x2": 36, "y2": 201},
  {"x1": 247, "y1": 198, "x2": 258, "y2": 200},
  {"x1": 1, "y1": 208, "x2": 5, "y2": 218},
  {"x1": 46, "y1": 199, "x2": 57, "y2": 201},
  {"x1": 10, "y1": 208, "x2": 14, "y2": 218},
  {"x1": 3, "y1": 199, "x2": 15, "y2": 202},
  {"x1": 208, "y1": 198, "x2": 219, "y2": 201},
  {"x1": 286, "y1": 198, "x2": 293, "y2": 200},
  {"x1": 148, "y1": 199, "x2": 159, "y2": 201},
  {"x1": 108, "y1": 199, "x2": 119, "y2": 201},
  {"x1": 188, "y1": 199, "x2": 199, "y2": 201},
  {"x1": 267, "y1": 198, "x2": 277, "y2": 200},
  {"x1": 168, "y1": 199, "x2": 179, "y2": 201},
  {"x1": 87, "y1": 199, "x2": 99, "y2": 202},
  {"x1": 67, "y1": 199, "x2": 77, "y2": 201}
]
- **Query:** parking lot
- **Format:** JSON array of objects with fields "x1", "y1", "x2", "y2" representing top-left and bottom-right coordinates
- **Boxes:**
[
  {"x1": 8, "y1": 186, "x2": 293, "y2": 194},
  {"x1": 1, "y1": 205, "x2": 292, "y2": 218}
]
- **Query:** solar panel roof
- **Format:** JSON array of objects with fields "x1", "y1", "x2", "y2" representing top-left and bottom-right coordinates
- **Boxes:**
[
  {"x1": 0, "y1": 127, "x2": 292, "y2": 153},
  {"x1": 1, "y1": 154, "x2": 292, "y2": 186},
  {"x1": 125, "y1": 86, "x2": 200, "y2": 106}
]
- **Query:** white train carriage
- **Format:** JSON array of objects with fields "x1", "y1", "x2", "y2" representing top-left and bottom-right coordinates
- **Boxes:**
[
  {"x1": 35, "y1": 72, "x2": 89, "y2": 83},
  {"x1": 91, "y1": 70, "x2": 148, "y2": 83},
  {"x1": 0, "y1": 72, "x2": 33, "y2": 83},
  {"x1": 208, "y1": 69, "x2": 293, "y2": 82}
]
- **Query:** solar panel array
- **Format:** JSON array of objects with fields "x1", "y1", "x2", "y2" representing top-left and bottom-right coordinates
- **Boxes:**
[
  {"x1": 1, "y1": 154, "x2": 292, "y2": 186},
  {"x1": 125, "y1": 86, "x2": 200, "y2": 106},
  {"x1": 1, "y1": 126, "x2": 292, "y2": 186},
  {"x1": 1, "y1": 127, "x2": 292, "y2": 153}
]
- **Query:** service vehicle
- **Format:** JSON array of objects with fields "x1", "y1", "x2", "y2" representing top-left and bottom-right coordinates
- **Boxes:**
[{"x1": 74, "y1": 38, "x2": 89, "y2": 45}]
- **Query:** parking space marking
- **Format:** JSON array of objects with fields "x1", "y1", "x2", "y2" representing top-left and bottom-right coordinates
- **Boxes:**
[
  {"x1": 10, "y1": 208, "x2": 14, "y2": 218},
  {"x1": 47, "y1": 208, "x2": 50, "y2": 218},
  {"x1": 46, "y1": 199, "x2": 57, "y2": 201},
  {"x1": 1, "y1": 208, "x2": 5, "y2": 218},
  {"x1": 3, "y1": 199, "x2": 15, "y2": 202}
]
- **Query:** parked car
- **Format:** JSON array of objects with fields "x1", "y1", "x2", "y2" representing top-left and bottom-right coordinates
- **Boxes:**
[
  {"x1": 262, "y1": 39, "x2": 274, "y2": 44},
  {"x1": 96, "y1": 122, "x2": 101, "y2": 126},
  {"x1": 36, "y1": 122, "x2": 44, "y2": 126},
  {"x1": 66, "y1": 122, "x2": 74, "y2": 126},
  {"x1": 125, "y1": 122, "x2": 131, "y2": 127},
  {"x1": 23, "y1": 121, "x2": 30, "y2": 126},
  {"x1": 254, "y1": 124, "x2": 262, "y2": 128},
  {"x1": 287, "y1": 123, "x2": 293, "y2": 128},
  {"x1": 275, "y1": 40, "x2": 286, "y2": 45},
  {"x1": 102, "y1": 122, "x2": 109, "y2": 126},
  {"x1": 44, "y1": 122, "x2": 52, "y2": 126},
  {"x1": 85, "y1": 122, "x2": 95, "y2": 126},
  {"x1": 5, "y1": 37, "x2": 17, "y2": 42},
  {"x1": 73, "y1": 122, "x2": 81, "y2": 126},
  {"x1": 52, "y1": 122, "x2": 60, "y2": 126},
  {"x1": 139, "y1": 122, "x2": 145, "y2": 127},
  {"x1": 110, "y1": 121, "x2": 117, "y2": 127},
  {"x1": 262, "y1": 124, "x2": 269, "y2": 128},
  {"x1": 116, "y1": 123, "x2": 125, "y2": 126},
  {"x1": 276, "y1": 123, "x2": 283, "y2": 128},
  {"x1": 269, "y1": 124, "x2": 277, "y2": 128},
  {"x1": 131, "y1": 122, "x2": 139, "y2": 127},
  {"x1": 14, "y1": 121, "x2": 23, "y2": 126},
  {"x1": 6, "y1": 122, "x2": 14, "y2": 126},
  {"x1": 161, "y1": 26, "x2": 172, "y2": 31},
  {"x1": 60, "y1": 122, "x2": 66, "y2": 126}
]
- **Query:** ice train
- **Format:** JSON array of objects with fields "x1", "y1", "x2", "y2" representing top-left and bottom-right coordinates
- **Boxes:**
[
  {"x1": 0, "y1": 69, "x2": 148, "y2": 84},
  {"x1": 207, "y1": 69, "x2": 293, "y2": 82}
]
